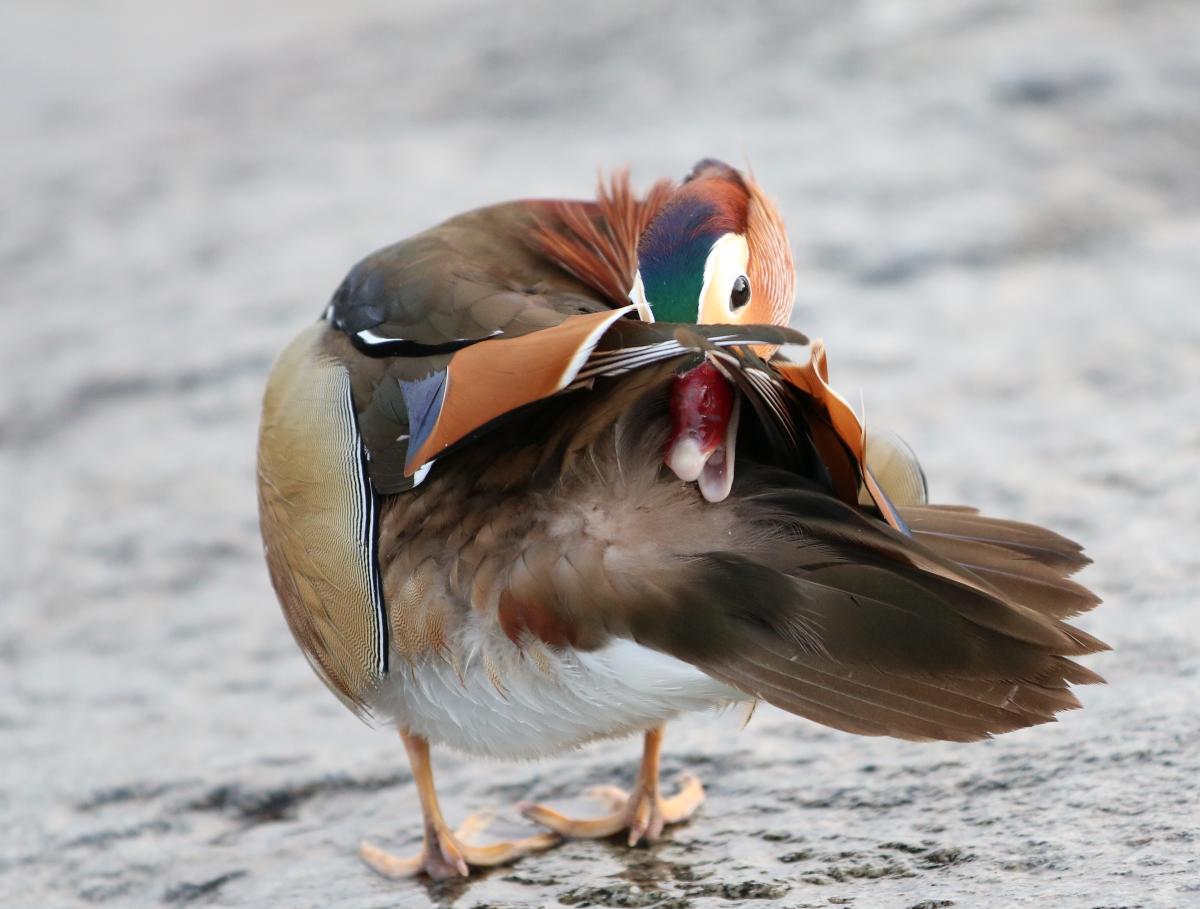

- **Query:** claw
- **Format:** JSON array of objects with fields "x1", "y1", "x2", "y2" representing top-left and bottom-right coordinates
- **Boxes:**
[
  {"x1": 360, "y1": 814, "x2": 559, "y2": 881},
  {"x1": 522, "y1": 773, "x2": 705, "y2": 846}
]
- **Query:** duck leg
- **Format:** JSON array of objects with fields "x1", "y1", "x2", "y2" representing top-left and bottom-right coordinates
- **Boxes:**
[
  {"x1": 360, "y1": 731, "x2": 560, "y2": 880},
  {"x1": 520, "y1": 726, "x2": 705, "y2": 846}
]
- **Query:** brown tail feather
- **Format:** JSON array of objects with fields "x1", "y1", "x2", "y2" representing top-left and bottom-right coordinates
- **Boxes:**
[
  {"x1": 902, "y1": 505, "x2": 1102, "y2": 618},
  {"x1": 709, "y1": 642, "x2": 1087, "y2": 742},
  {"x1": 738, "y1": 491, "x2": 1104, "y2": 658},
  {"x1": 642, "y1": 474, "x2": 1109, "y2": 743},
  {"x1": 903, "y1": 505, "x2": 1092, "y2": 576}
]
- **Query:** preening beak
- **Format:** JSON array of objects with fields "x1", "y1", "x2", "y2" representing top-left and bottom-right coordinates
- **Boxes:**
[{"x1": 665, "y1": 362, "x2": 740, "y2": 503}]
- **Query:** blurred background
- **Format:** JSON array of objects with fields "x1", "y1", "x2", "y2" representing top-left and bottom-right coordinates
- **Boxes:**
[{"x1": 2, "y1": 2, "x2": 1197, "y2": 907}]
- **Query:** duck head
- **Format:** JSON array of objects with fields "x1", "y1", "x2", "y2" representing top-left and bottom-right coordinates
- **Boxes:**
[
  {"x1": 635, "y1": 160, "x2": 796, "y2": 503},
  {"x1": 630, "y1": 159, "x2": 796, "y2": 328}
]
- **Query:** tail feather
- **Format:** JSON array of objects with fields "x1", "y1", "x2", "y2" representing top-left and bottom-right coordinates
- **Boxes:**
[
  {"x1": 903, "y1": 506, "x2": 1092, "y2": 577},
  {"x1": 902, "y1": 505, "x2": 1101, "y2": 618},
  {"x1": 708, "y1": 641, "x2": 1085, "y2": 742},
  {"x1": 626, "y1": 469, "x2": 1107, "y2": 743},
  {"x1": 736, "y1": 488, "x2": 1105, "y2": 658}
]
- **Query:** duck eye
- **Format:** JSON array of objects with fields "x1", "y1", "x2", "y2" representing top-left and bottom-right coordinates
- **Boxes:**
[{"x1": 729, "y1": 275, "x2": 751, "y2": 310}]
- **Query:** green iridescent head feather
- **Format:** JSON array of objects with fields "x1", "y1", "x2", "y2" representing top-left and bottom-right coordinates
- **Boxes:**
[
  {"x1": 636, "y1": 202, "x2": 724, "y2": 323},
  {"x1": 634, "y1": 161, "x2": 751, "y2": 323}
]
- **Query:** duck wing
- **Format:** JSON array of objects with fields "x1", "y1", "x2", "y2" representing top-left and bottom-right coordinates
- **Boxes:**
[{"x1": 414, "y1": 344, "x2": 1107, "y2": 742}]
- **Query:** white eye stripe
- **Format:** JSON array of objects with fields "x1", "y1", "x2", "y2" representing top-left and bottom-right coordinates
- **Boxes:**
[{"x1": 699, "y1": 233, "x2": 751, "y2": 323}]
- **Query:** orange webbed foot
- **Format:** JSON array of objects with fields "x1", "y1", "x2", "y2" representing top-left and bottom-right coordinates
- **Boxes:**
[
  {"x1": 360, "y1": 811, "x2": 560, "y2": 880},
  {"x1": 520, "y1": 770, "x2": 704, "y2": 847}
]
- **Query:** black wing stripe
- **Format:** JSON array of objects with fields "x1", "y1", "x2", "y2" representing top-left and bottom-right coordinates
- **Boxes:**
[{"x1": 341, "y1": 380, "x2": 389, "y2": 676}]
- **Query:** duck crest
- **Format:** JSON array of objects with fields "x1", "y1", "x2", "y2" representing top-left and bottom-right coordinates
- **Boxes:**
[
  {"x1": 530, "y1": 170, "x2": 672, "y2": 309},
  {"x1": 530, "y1": 160, "x2": 792, "y2": 327}
]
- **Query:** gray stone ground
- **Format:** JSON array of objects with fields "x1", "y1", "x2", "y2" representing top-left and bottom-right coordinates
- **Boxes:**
[{"x1": 2, "y1": 1, "x2": 1198, "y2": 907}]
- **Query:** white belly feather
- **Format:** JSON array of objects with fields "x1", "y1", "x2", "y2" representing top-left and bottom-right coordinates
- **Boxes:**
[{"x1": 372, "y1": 628, "x2": 741, "y2": 759}]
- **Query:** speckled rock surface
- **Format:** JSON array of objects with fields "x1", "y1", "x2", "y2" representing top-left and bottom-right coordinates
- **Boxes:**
[{"x1": 3, "y1": 2, "x2": 1198, "y2": 907}]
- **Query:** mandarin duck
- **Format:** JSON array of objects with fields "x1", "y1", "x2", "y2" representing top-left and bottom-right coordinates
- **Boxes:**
[{"x1": 257, "y1": 159, "x2": 1105, "y2": 880}]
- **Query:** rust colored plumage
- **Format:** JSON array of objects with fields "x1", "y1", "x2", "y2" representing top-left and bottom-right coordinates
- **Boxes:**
[
  {"x1": 744, "y1": 174, "x2": 797, "y2": 328},
  {"x1": 669, "y1": 159, "x2": 752, "y2": 237},
  {"x1": 404, "y1": 306, "x2": 633, "y2": 472},
  {"x1": 530, "y1": 170, "x2": 673, "y2": 308},
  {"x1": 498, "y1": 590, "x2": 579, "y2": 649}
]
